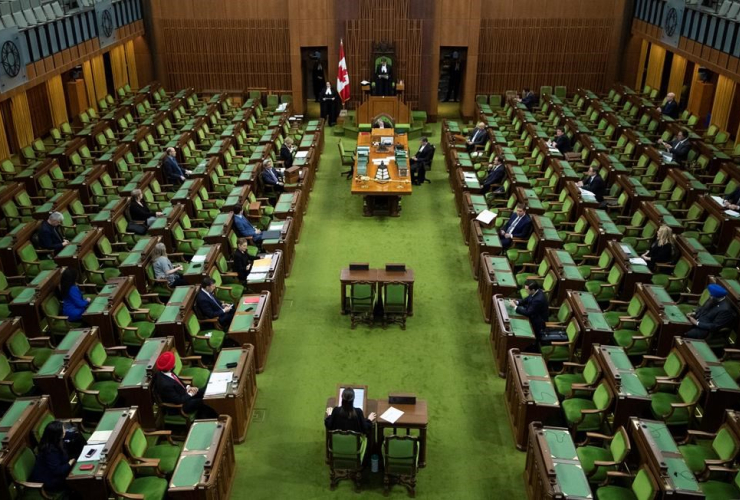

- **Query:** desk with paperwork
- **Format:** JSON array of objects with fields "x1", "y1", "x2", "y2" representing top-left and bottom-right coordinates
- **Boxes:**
[
  {"x1": 228, "y1": 292, "x2": 273, "y2": 373},
  {"x1": 245, "y1": 250, "x2": 285, "y2": 319}
]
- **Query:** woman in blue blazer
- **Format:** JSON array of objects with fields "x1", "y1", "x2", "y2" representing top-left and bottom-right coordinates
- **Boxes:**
[{"x1": 61, "y1": 268, "x2": 90, "y2": 322}]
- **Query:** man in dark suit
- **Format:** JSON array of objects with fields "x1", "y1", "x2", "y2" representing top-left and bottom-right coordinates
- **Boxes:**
[
  {"x1": 37, "y1": 212, "x2": 69, "y2": 255},
  {"x1": 509, "y1": 280, "x2": 549, "y2": 339},
  {"x1": 659, "y1": 92, "x2": 679, "y2": 119},
  {"x1": 499, "y1": 203, "x2": 532, "y2": 249},
  {"x1": 233, "y1": 211, "x2": 263, "y2": 245},
  {"x1": 549, "y1": 127, "x2": 572, "y2": 154},
  {"x1": 195, "y1": 277, "x2": 235, "y2": 328},
  {"x1": 375, "y1": 57, "x2": 393, "y2": 96},
  {"x1": 319, "y1": 82, "x2": 338, "y2": 126},
  {"x1": 481, "y1": 156, "x2": 506, "y2": 193},
  {"x1": 410, "y1": 137, "x2": 435, "y2": 185},
  {"x1": 153, "y1": 351, "x2": 217, "y2": 418},
  {"x1": 577, "y1": 166, "x2": 606, "y2": 202},
  {"x1": 279, "y1": 137, "x2": 295, "y2": 169},
  {"x1": 519, "y1": 88, "x2": 538, "y2": 111},
  {"x1": 685, "y1": 284, "x2": 738, "y2": 340},
  {"x1": 311, "y1": 55, "x2": 325, "y2": 103},
  {"x1": 658, "y1": 130, "x2": 691, "y2": 165},
  {"x1": 445, "y1": 54, "x2": 463, "y2": 102},
  {"x1": 466, "y1": 122, "x2": 488, "y2": 152},
  {"x1": 261, "y1": 159, "x2": 284, "y2": 193},
  {"x1": 162, "y1": 147, "x2": 191, "y2": 186}
]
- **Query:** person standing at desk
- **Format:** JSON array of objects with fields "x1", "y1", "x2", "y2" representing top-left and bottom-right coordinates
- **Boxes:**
[
  {"x1": 29, "y1": 421, "x2": 74, "y2": 496},
  {"x1": 375, "y1": 57, "x2": 392, "y2": 96},
  {"x1": 576, "y1": 166, "x2": 606, "y2": 202},
  {"x1": 685, "y1": 284, "x2": 738, "y2": 340},
  {"x1": 499, "y1": 203, "x2": 532, "y2": 249},
  {"x1": 325, "y1": 388, "x2": 376, "y2": 433},
  {"x1": 641, "y1": 225, "x2": 677, "y2": 272},
  {"x1": 509, "y1": 280, "x2": 549, "y2": 340},
  {"x1": 280, "y1": 137, "x2": 296, "y2": 169},
  {"x1": 320, "y1": 82, "x2": 339, "y2": 126}
]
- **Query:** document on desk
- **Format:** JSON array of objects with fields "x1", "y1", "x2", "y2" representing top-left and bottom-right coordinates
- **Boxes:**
[
  {"x1": 726, "y1": 210, "x2": 740, "y2": 217},
  {"x1": 190, "y1": 255, "x2": 207, "y2": 264},
  {"x1": 380, "y1": 406, "x2": 404, "y2": 424},
  {"x1": 205, "y1": 372, "x2": 233, "y2": 396},
  {"x1": 476, "y1": 209, "x2": 496, "y2": 224},
  {"x1": 712, "y1": 195, "x2": 725, "y2": 205},
  {"x1": 87, "y1": 430, "x2": 113, "y2": 444},
  {"x1": 463, "y1": 172, "x2": 477, "y2": 182},
  {"x1": 295, "y1": 151, "x2": 309, "y2": 158},
  {"x1": 629, "y1": 257, "x2": 648, "y2": 266},
  {"x1": 251, "y1": 256, "x2": 273, "y2": 273},
  {"x1": 77, "y1": 444, "x2": 105, "y2": 462}
]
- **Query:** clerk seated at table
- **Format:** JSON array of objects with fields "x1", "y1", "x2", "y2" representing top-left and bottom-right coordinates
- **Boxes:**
[
  {"x1": 657, "y1": 130, "x2": 690, "y2": 165},
  {"x1": 509, "y1": 280, "x2": 549, "y2": 340},
  {"x1": 154, "y1": 351, "x2": 218, "y2": 418},
  {"x1": 233, "y1": 210, "x2": 263, "y2": 245},
  {"x1": 641, "y1": 225, "x2": 677, "y2": 272},
  {"x1": 37, "y1": 212, "x2": 69, "y2": 255},
  {"x1": 325, "y1": 388, "x2": 376, "y2": 434},
  {"x1": 280, "y1": 137, "x2": 296, "y2": 169},
  {"x1": 481, "y1": 156, "x2": 506, "y2": 194},
  {"x1": 410, "y1": 137, "x2": 434, "y2": 185},
  {"x1": 29, "y1": 420, "x2": 74, "y2": 496},
  {"x1": 576, "y1": 166, "x2": 606, "y2": 202},
  {"x1": 723, "y1": 187, "x2": 740, "y2": 210},
  {"x1": 499, "y1": 203, "x2": 532, "y2": 249},
  {"x1": 232, "y1": 238, "x2": 256, "y2": 283},
  {"x1": 196, "y1": 277, "x2": 235, "y2": 329},
  {"x1": 466, "y1": 122, "x2": 488, "y2": 152},
  {"x1": 261, "y1": 159, "x2": 284, "y2": 194},
  {"x1": 685, "y1": 284, "x2": 738, "y2": 340},
  {"x1": 547, "y1": 127, "x2": 572, "y2": 154}
]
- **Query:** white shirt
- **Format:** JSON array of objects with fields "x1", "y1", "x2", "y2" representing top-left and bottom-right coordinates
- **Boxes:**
[
  {"x1": 381, "y1": 64, "x2": 387, "y2": 73},
  {"x1": 508, "y1": 216, "x2": 522, "y2": 234},
  {"x1": 418, "y1": 144, "x2": 425, "y2": 153},
  {"x1": 325, "y1": 88, "x2": 332, "y2": 95}
]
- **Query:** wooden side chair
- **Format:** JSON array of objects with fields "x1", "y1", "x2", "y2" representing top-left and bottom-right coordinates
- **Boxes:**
[
  {"x1": 350, "y1": 282, "x2": 375, "y2": 329},
  {"x1": 383, "y1": 435, "x2": 420, "y2": 497},
  {"x1": 382, "y1": 282, "x2": 408, "y2": 329},
  {"x1": 327, "y1": 430, "x2": 366, "y2": 492}
]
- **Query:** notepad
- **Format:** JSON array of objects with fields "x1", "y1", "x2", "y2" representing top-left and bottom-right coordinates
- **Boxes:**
[
  {"x1": 77, "y1": 444, "x2": 104, "y2": 462},
  {"x1": 476, "y1": 210, "x2": 496, "y2": 224},
  {"x1": 726, "y1": 210, "x2": 740, "y2": 217},
  {"x1": 251, "y1": 257, "x2": 272, "y2": 273},
  {"x1": 295, "y1": 151, "x2": 308, "y2": 158},
  {"x1": 379, "y1": 406, "x2": 404, "y2": 424},
  {"x1": 190, "y1": 255, "x2": 206, "y2": 264},
  {"x1": 629, "y1": 257, "x2": 648, "y2": 266},
  {"x1": 712, "y1": 195, "x2": 725, "y2": 205},
  {"x1": 88, "y1": 430, "x2": 113, "y2": 444}
]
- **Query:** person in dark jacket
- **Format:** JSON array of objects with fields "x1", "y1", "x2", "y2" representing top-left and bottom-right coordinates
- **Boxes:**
[
  {"x1": 129, "y1": 188, "x2": 162, "y2": 227},
  {"x1": 410, "y1": 137, "x2": 435, "y2": 185},
  {"x1": 577, "y1": 166, "x2": 606, "y2": 202},
  {"x1": 29, "y1": 421, "x2": 73, "y2": 494},
  {"x1": 153, "y1": 351, "x2": 217, "y2": 418},
  {"x1": 658, "y1": 130, "x2": 691, "y2": 164},
  {"x1": 37, "y1": 212, "x2": 69, "y2": 255},
  {"x1": 162, "y1": 147, "x2": 191, "y2": 186},
  {"x1": 232, "y1": 238, "x2": 255, "y2": 283},
  {"x1": 280, "y1": 137, "x2": 295, "y2": 169},
  {"x1": 723, "y1": 187, "x2": 740, "y2": 210},
  {"x1": 519, "y1": 88, "x2": 539, "y2": 111},
  {"x1": 466, "y1": 122, "x2": 488, "y2": 152},
  {"x1": 549, "y1": 127, "x2": 572, "y2": 154},
  {"x1": 195, "y1": 277, "x2": 235, "y2": 328},
  {"x1": 261, "y1": 159, "x2": 284, "y2": 194},
  {"x1": 61, "y1": 267, "x2": 89, "y2": 322},
  {"x1": 325, "y1": 387, "x2": 376, "y2": 433},
  {"x1": 685, "y1": 284, "x2": 738, "y2": 340},
  {"x1": 233, "y1": 211, "x2": 263, "y2": 245},
  {"x1": 481, "y1": 156, "x2": 506, "y2": 193},
  {"x1": 510, "y1": 280, "x2": 549, "y2": 339},
  {"x1": 658, "y1": 93, "x2": 679, "y2": 119},
  {"x1": 499, "y1": 203, "x2": 532, "y2": 249},
  {"x1": 641, "y1": 225, "x2": 677, "y2": 272}
]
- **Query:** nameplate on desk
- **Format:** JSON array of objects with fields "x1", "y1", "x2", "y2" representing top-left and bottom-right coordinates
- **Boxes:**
[
  {"x1": 388, "y1": 393, "x2": 416, "y2": 405},
  {"x1": 385, "y1": 263, "x2": 406, "y2": 272},
  {"x1": 349, "y1": 263, "x2": 370, "y2": 271}
]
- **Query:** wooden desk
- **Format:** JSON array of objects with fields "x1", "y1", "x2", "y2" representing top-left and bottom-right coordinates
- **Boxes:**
[
  {"x1": 9, "y1": 269, "x2": 61, "y2": 335},
  {"x1": 261, "y1": 218, "x2": 296, "y2": 277},
  {"x1": 376, "y1": 398, "x2": 428, "y2": 468},
  {"x1": 460, "y1": 193, "x2": 489, "y2": 245},
  {"x1": 168, "y1": 416, "x2": 236, "y2": 500},
  {"x1": 594, "y1": 152, "x2": 630, "y2": 185},
  {"x1": 564, "y1": 180, "x2": 599, "y2": 220},
  {"x1": 182, "y1": 244, "x2": 222, "y2": 286},
  {"x1": 0, "y1": 221, "x2": 42, "y2": 276},
  {"x1": 118, "y1": 236, "x2": 161, "y2": 293},
  {"x1": 615, "y1": 175, "x2": 656, "y2": 214},
  {"x1": 593, "y1": 345, "x2": 650, "y2": 427},
  {"x1": 478, "y1": 254, "x2": 518, "y2": 323},
  {"x1": 566, "y1": 291, "x2": 613, "y2": 363},
  {"x1": 203, "y1": 213, "x2": 234, "y2": 257},
  {"x1": 629, "y1": 418, "x2": 702, "y2": 499},
  {"x1": 666, "y1": 168, "x2": 707, "y2": 208},
  {"x1": 228, "y1": 293, "x2": 273, "y2": 373},
  {"x1": 53, "y1": 229, "x2": 103, "y2": 275},
  {"x1": 351, "y1": 129, "x2": 412, "y2": 217},
  {"x1": 146, "y1": 203, "x2": 186, "y2": 254},
  {"x1": 156, "y1": 286, "x2": 198, "y2": 355},
  {"x1": 491, "y1": 296, "x2": 537, "y2": 377},
  {"x1": 531, "y1": 215, "x2": 564, "y2": 262},
  {"x1": 170, "y1": 178, "x2": 206, "y2": 219},
  {"x1": 524, "y1": 423, "x2": 593, "y2": 500},
  {"x1": 89, "y1": 198, "x2": 128, "y2": 242},
  {"x1": 545, "y1": 249, "x2": 585, "y2": 306},
  {"x1": 453, "y1": 169, "x2": 483, "y2": 217},
  {"x1": 273, "y1": 190, "x2": 305, "y2": 243},
  {"x1": 514, "y1": 187, "x2": 545, "y2": 215},
  {"x1": 698, "y1": 194, "x2": 740, "y2": 253},
  {"x1": 468, "y1": 220, "x2": 502, "y2": 279},
  {"x1": 583, "y1": 208, "x2": 623, "y2": 254},
  {"x1": 505, "y1": 350, "x2": 560, "y2": 450},
  {"x1": 246, "y1": 251, "x2": 285, "y2": 320},
  {"x1": 607, "y1": 240, "x2": 653, "y2": 297},
  {"x1": 676, "y1": 235, "x2": 723, "y2": 293},
  {"x1": 204, "y1": 347, "x2": 258, "y2": 443},
  {"x1": 640, "y1": 201, "x2": 684, "y2": 235},
  {"x1": 83, "y1": 276, "x2": 136, "y2": 346},
  {"x1": 339, "y1": 267, "x2": 415, "y2": 316},
  {"x1": 220, "y1": 185, "x2": 252, "y2": 215},
  {"x1": 674, "y1": 338, "x2": 740, "y2": 431}
]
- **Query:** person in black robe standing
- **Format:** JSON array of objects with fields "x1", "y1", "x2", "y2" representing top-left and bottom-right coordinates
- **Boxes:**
[{"x1": 319, "y1": 82, "x2": 338, "y2": 126}]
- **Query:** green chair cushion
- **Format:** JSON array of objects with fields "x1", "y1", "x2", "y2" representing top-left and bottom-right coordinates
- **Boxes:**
[
  {"x1": 28, "y1": 347, "x2": 53, "y2": 368},
  {"x1": 679, "y1": 443, "x2": 717, "y2": 473},
  {"x1": 143, "y1": 443, "x2": 183, "y2": 475},
  {"x1": 576, "y1": 446, "x2": 614, "y2": 482},
  {"x1": 127, "y1": 476, "x2": 168, "y2": 500},
  {"x1": 635, "y1": 367, "x2": 666, "y2": 390},
  {"x1": 553, "y1": 373, "x2": 586, "y2": 398},
  {"x1": 105, "y1": 356, "x2": 134, "y2": 379},
  {"x1": 0, "y1": 371, "x2": 34, "y2": 401},
  {"x1": 650, "y1": 393, "x2": 690, "y2": 424},
  {"x1": 562, "y1": 398, "x2": 602, "y2": 430},
  {"x1": 724, "y1": 360, "x2": 740, "y2": 382},
  {"x1": 140, "y1": 303, "x2": 166, "y2": 320},
  {"x1": 192, "y1": 331, "x2": 225, "y2": 356},
  {"x1": 595, "y1": 486, "x2": 638, "y2": 500},
  {"x1": 179, "y1": 367, "x2": 209, "y2": 390},
  {"x1": 80, "y1": 381, "x2": 119, "y2": 411},
  {"x1": 614, "y1": 330, "x2": 649, "y2": 355},
  {"x1": 698, "y1": 480, "x2": 739, "y2": 499},
  {"x1": 122, "y1": 322, "x2": 155, "y2": 346}
]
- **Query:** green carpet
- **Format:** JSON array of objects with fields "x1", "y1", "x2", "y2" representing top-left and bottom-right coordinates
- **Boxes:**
[{"x1": 231, "y1": 121, "x2": 525, "y2": 498}]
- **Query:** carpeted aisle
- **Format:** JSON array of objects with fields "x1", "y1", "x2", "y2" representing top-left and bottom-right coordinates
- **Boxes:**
[{"x1": 231, "y1": 122, "x2": 525, "y2": 499}]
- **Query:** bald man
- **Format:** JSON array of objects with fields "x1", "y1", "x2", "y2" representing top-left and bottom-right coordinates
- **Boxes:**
[{"x1": 659, "y1": 93, "x2": 679, "y2": 119}]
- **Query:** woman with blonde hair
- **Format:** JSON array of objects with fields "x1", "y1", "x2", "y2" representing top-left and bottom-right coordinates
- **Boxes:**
[
  {"x1": 642, "y1": 225, "x2": 676, "y2": 272},
  {"x1": 152, "y1": 242, "x2": 188, "y2": 287}
]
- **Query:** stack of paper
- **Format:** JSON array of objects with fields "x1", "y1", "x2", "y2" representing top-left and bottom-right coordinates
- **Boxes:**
[
  {"x1": 379, "y1": 406, "x2": 404, "y2": 424},
  {"x1": 712, "y1": 195, "x2": 725, "y2": 205},
  {"x1": 476, "y1": 210, "x2": 497, "y2": 224},
  {"x1": 88, "y1": 430, "x2": 113, "y2": 444},
  {"x1": 251, "y1": 256, "x2": 273, "y2": 273},
  {"x1": 295, "y1": 151, "x2": 309, "y2": 158},
  {"x1": 726, "y1": 210, "x2": 740, "y2": 217},
  {"x1": 191, "y1": 255, "x2": 207, "y2": 264},
  {"x1": 205, "y1": 372, "x2": 234, "y2": 396},
  {"x1": 629, "y1": 257, "x2": 648, "y2": 266}
]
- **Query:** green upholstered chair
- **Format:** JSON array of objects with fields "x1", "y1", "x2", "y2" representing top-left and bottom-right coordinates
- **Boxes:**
[
  {"x1": 580, "y1": 249, "x2": 615, "y2": 282},
  {"x1": 114, "y1": 214, "x2": 142, "y2": 250},
  {"x1": 72, "y1": 362, "x2": 120, "y2": 414},
  {"x1": 697, "y1": 468, "x2": 740, "y2": 498},
  {"x1": 266, "y1": 94, "x2": 280, "y2": 110},
  {"x1": 683, "y1": 214, "x2": 721, "y2": 248},
  {"x1": 541, "y1": 318, "x2": 580, "y2": 367},
  {"x1": 540, "y1": 86, "x2": 553, "y2": 98},
  {"x1": 603, "y1": 293, "x2": 645, "y2": 329},
  {"x1": 95, "y1": 234, "x2": 129, "y2": 266},
  {"x1": 86, "y1": 340, "x2": 133, "y2": 381},
  {"x1": 170, "y1": 222, "x2": 205, "y2": 257},
  {"x1": 145, "y1": 263, "x2": 174, "y2": 300},
  {"x1": 489, "y1": 95, "x2": 502, "y2": 109},
  {"x1": 41, "y1": 295, "x2": 82, "y2": 340},
  {"x1": 108, "y1": 454, "x2": 168, "y2": 500},
  {"x1": 327, "y1": 430, "x2": 366, "y2": 492},
  {"x1": 82, "y1": 251, "x2": 121, "y2": 287},
  {"x1": 635, "y1": 350, "x2": 686, "y2": 392},
  {"x1": 651, "y1": 257, "x2": 691, "y2": 295},
  {"x1": 555, "y1": 86, "x2": 567, "y2": 100},
  {"x1": 613, "y1": 311, "x2": 659, "y2": 356},
  {"x1": 595, "y1": 467, "x2": 658, "y2": 500},
  {"x1": 125, "y1": 287, "x2": 165, "y2": 322},
  {"x1": 5, "y1": 328, "x2": 53, "y2": 371},
  {"x1": 723, "y1": 349, "x2": 740, "y2": 382},
  {"x1": 350, "y1": 282, "x2": 375, "y2": 329},
  {"x1": 358, "y1": 123, "x2": 372, "y2": 133},
  {"x1": 516, "y1": 259, "x2": 549, "y2": 287},
  {"x1": 395, "y1": 123, "x2": 410, "y2": 134},
  {"x1": 185, "y1": 313, "x2": 224, "y2": 358},
  {"x1": 338, "y1": 140, "x2": 354, "y2": 167},
  {"x1": 650, "y1": 372, "x2": 702, "y2": 426},
  {"x1": 585, "y1": 266, "x2": 623, "y2": 302},
  {"x1": 563, "y1": 226, "x2": 599, "y2": 262},
  {"x1": 506, "y1": 233, "x2": 539, "y2": 268},
  {"x1": 382, "y1": 282, "x2": 408, "y2": 329},
  {"x1": 9, "y1": 446, "x2": 66, "y2": 499},
  {"x1": 475, "y1": 95, "x2": 488, "y2": 104},
  {"x1": 113, "y1": 304, "x2": 155, "y2": 347},
  {"x1": 174, "y1": 352, "x2": 210, "y2": 391},
  {"x1": 553, "y1": 357, "x2": 602, "y2": 399},
  {"x1": 678, "y1": 424, "x2": 740, "y2": 475},
  {"x1": 561, "y1": 381, "x2": 613, "y2": 433},
  {"x1": 213, "y1": 258, "x2": 244, "y2": 302},
  {"x1": 17, "y1": 242, "x2": 57, "y2": 278},
  {"x1": 124, "y1": 424, "x2": 183, "y2": 476},
  {"x1": 576, "y1": 426, "x2": 631, "y2": 483},
  {"x1": 0, "y1": 354, "x2": 34, "y2": 403},
  {"x1": 382, "y1": 435, "x2": 419, "y2": 497}
]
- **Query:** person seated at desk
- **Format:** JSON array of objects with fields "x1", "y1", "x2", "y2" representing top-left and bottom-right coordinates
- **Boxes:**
[
  {"x1": 325, "y1": 387, "x2": 376, "y2": 433},
  {"x1": 37, "y1": 211, "x2": 69, "y2": 255},
  {"x1": 232, "y1": 238, "x2": 256, "y2": 283},
  {"x1": 723, "y1": 187, "x2": 740, "y2": 211},
  {"x1": 410, "y1": 137, "x2": 434, "y2": 185},
  {"x1": 154, "y1": 351, "x2": 218, "y2": 418},
  {"x1": 499, "y1": 203, "x2": 532, "y2": 249},
  {"x1": 29, "y1": 421, "x2": 74, "y2": 496},
  {"x1": 61, "y1": 267, "x2": 90, "y2": 322},
  {"x1": 261, "y1": 159, "x2": 284, "y2": 194},
  {"x1": 518, "y1": 88, "x2": 539, "y2": 111},
  {"x1": 466, "y1": 122, "x2": 488, "y2": 152},
  {"x1": 641, "y1": 225, "x2": 677, "y2": 272},
  {"x1": 658, "y1": 130, "x2": 690, "y2": 165},
  {"x1": 196, "y1": 277, "x2": 235, "y2": 329},
  {"x1": 280, "y1": 137, "x2": 296, "y2": 169},
  {"x1": 548, "y1": 127, "x2": 572, "y2": 154},
  {"x1": 481, "y1": 155, "x2": 506, "y2": 194},
  {"x1": 372, "y1": 118, "x2": 386, "y2": 129},
  {"x1": 685, "y1": 284, "x2": 738, "y2": 340},
  {"x1": 576, "y1": 166, "x2": 606, "y2": 202},
  {"x1": 152, "y1": 242, "x2": 188, "y2": 287},
  {"x1": 658, "y1": 92, "x2": 679, "y2": 119},
  {"x1": 509, "y1": 280, "x2": 549, "y2": 340},
  {"x1": 129, "y1": 188, "x2": 163, "y2": 228},
  {"x1": 162, "y1": 147, "x2": 192, "y2": 187},
  {"x1": 233, "y1": 210, "x2": 263, "y2": 245}
]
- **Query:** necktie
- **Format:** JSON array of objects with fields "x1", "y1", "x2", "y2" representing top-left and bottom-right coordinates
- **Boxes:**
[
  {"x1": 509, "y1": 216, "x2": 521, "y2": 234},
  {"x1": 208, "y1": 292, "x2": 223, "y2": 312},
  {"x1": 472, "y1": 130, "x2": 480, "y2": 142},
  {"x1": 168, "y1": 373, "x2": 186, "y2": 389}
]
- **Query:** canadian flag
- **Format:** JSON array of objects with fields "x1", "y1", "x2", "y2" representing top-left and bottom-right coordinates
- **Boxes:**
[{"x1": 337, "y1": 39, "x2": 350, "y2": 103}]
